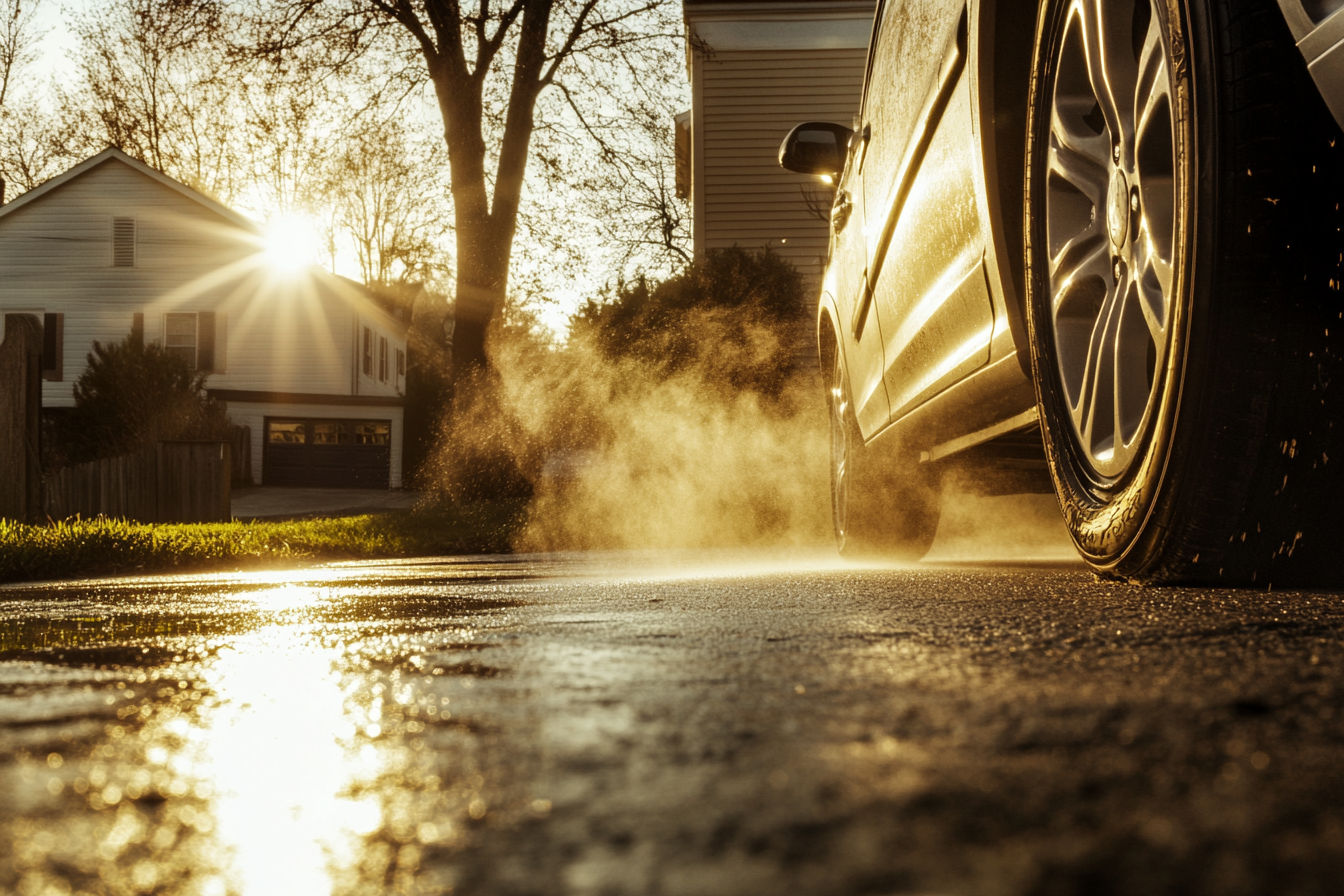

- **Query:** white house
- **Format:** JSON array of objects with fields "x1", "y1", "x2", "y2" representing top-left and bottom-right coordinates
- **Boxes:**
[
  {"x1": 680, "y1": 0, "x2": 877, "y2": 282},
  {"x1": 0, "y1": 148, "x2": 409, "y2": 489}
]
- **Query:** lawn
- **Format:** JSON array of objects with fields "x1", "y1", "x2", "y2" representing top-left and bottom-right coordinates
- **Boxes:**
[{"x1": 0, "y1": 503, "x2": 526, "y2": 585}]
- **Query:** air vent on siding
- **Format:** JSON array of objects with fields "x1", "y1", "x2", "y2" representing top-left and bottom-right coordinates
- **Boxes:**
[{"x1": 112, "y1": 217, "x2": 136, "y2": 267}]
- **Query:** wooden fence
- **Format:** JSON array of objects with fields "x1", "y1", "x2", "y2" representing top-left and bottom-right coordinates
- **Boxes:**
[
  {"x1": 227, "y1": 424, "x2": 252, "y2": 486},
  {"x1": 44, "y1": 441, "x2": 232, "y2": 523}
]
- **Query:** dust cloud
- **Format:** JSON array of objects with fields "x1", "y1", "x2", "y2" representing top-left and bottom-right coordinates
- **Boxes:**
[
  {"x1": 426, "y1": 305, "x2": 1073, "y2": 565},
  {"x1": 430, "y1": 308, "x2": 833, "y2": 553},
  {"x1": 924, "y1": 489, "x2": 1076, "y2": 563}
]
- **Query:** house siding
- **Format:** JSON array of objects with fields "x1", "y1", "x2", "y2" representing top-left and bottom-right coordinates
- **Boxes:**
[
  {"x1": 0, "y1": 157, "x2": 407, "y2": 409},
  {"x1": 691, "y1": 47, "x2": 868, "y2": 281}
]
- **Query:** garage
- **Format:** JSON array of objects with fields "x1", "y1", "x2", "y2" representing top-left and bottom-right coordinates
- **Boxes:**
[{"x1": 263, "y1": 417, "x2": 392, "y2": 488}]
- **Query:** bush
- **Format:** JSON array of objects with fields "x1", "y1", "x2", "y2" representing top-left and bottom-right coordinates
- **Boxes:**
[
  {"x1": 53, "y1": 335, "x2": 230, "y2": 466},
  {"x1": 570, "y1": 247, "x2": 806, "y2": 397}
]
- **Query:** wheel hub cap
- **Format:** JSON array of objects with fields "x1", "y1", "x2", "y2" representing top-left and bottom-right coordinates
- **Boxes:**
[{"x1": 1107, "y1": 170, "x2": 1130, "y2": 248}]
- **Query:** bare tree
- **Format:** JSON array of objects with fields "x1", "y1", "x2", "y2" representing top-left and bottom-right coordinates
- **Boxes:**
[
  {"x1": 0, "y1": 0, "x2": 58, "y2": 200},
  {"x1": 330, "y1": 121, "x2": 452, "y2": 287},
  {"x1": 0, "y1": 0, "x2": 42, "y2": 108},
  {"x1": 67, "y1": 0, "x2": 248, "y2": 197},
  {"x1": 249, "y1": 0, "x2": 682, "y2": 376}
]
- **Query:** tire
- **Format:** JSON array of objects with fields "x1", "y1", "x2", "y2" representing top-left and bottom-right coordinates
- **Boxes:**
[
  {"x1": 828, "y1": 340, "x2": 941, "y2": 560},
  {"x1": 1025, "y1": 0, "x2": 1344, "y2": 585}
]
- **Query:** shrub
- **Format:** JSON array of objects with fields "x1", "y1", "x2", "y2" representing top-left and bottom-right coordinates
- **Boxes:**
[
  {"x1": 570, "y1": 247, "x2": 806, "y2": 397},
  {"x1": 54, "y1": 335, "x2": 230, "y2": 465}
]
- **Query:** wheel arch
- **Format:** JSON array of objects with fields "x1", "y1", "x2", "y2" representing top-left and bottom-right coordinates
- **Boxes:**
[
  {"x1": 816, "y1": 295, "x2": 842, "y2": 378},
  {"x1": 973, "y1": 0, "x2": 1039, "y2": 376}
]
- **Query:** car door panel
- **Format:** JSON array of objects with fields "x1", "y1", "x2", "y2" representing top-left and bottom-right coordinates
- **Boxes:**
[
  {"x1": 827, "y1": 140, "x2": 890, "y2": 437},
  {"x1": 872, "y1": 74, "x2": 996, "y2": 419},
  {"x1": 855, "y1": 2, "x2": 995, "y2": 430}
]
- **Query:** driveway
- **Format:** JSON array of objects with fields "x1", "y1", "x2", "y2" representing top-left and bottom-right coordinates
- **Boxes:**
[{"x1": 3, "y1": 552, "x2": 1343, "y2": 895}]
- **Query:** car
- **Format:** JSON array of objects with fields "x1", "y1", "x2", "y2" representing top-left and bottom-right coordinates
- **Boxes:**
[{"x1": 779, "y1": 0, "x2": 1344, "y2": 585}]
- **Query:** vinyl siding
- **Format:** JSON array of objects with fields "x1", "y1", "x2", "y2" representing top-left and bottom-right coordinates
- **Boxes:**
[
  {"x1": 693, "y1": 47, "x2": 867, "y2": 280},
  {"x1": 0, "y1": 158, "x2": 407, "y2": 409}
]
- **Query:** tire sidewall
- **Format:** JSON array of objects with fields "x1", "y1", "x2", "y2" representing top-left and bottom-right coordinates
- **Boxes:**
[{"x1": 1025, "y1": 0, "x2": 1201, "y2": 576}]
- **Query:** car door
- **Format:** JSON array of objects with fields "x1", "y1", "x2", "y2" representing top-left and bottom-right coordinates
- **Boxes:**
[
  {"x1": 829, "y1": 121, "x2": 889, "y2": 438},
  {"x1": 861, "y1": 2, "x2": 997, "y2": 423}
]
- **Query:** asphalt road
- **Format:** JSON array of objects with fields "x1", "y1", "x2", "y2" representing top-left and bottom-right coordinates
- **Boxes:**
[{"x1": 2, "y1": 552, "x2": 1344, "y2": 896}]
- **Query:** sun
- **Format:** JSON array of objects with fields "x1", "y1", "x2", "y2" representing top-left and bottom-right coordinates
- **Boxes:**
[{"x1": 261, "y1": 214, "x2": 324, "y2": 273}]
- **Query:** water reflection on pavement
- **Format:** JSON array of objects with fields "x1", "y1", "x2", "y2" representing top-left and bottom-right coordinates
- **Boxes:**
[
  {"x1": 3, "y1": 552, "x2": 1344, "y2": 896},
  {"x1": 0, "y1": 561, "x2": 539, "y2": 896}
]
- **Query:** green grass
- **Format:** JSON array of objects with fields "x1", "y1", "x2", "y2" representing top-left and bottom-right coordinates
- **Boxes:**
[{"x1": 0, "y1": 503, "x2": 526, "y2": 585}]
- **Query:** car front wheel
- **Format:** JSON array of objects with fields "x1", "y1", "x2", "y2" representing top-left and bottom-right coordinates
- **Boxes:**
[{"x1": 1026, "y1": 0, "x2": 1344, "y2": 584}]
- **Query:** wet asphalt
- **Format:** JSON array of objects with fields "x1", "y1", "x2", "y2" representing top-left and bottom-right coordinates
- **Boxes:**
[{"x1": 2, "y1": 553, "x2": 1343, "y2": 896}]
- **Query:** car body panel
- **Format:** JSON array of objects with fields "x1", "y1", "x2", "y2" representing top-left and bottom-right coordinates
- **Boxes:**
[
  {"x1": 812, "y1": 0, "x2": 1342, "y2": 465},
  {"x1": 873, "y1": 74, "x2": 995, "y2": 419}
]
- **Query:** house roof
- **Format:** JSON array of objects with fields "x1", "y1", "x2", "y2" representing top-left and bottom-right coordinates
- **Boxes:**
[{"x1": 0, "y1": 147, "x2": 262, "y2": 234}]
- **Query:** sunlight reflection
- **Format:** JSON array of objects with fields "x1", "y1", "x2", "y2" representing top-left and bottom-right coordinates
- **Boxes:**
[
  {"x1": 195, "y1": 631, "x2": 382, "y2": 895},
  {"x1": 247, "y1": 584, "x2": 326, "y2": 612}
]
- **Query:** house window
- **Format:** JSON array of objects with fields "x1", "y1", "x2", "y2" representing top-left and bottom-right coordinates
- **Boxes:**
[
  {"x1": 395, "y1": 348, "x2": 406, "y2": 384},
  {"x1": 112, "y1": 217, "x2": 136, "y2": 267},
  {"x1": 163, "y1": 311, "x2": 221, "y2": 371},
  {"x1": 267, "y1": 420, "x2": 306, "y2": 443},
  {"x1": 353, "y1": 421, "x2": 390, "y2": 445},
  {"x1": 362, "y1": 327, "x2": 373, "y2": 376},
  {"x1": 165, "y1": 313, "x2": 197, "y2": 368},
  {"x1": 378, "y1": 336, "x2": 388, "y2": 382},
  {"x1": 311, "y1": 422, "x2": 349, "y2": 445},
  {"x1": 42, "y1": 313, "x2": 64, "y2": 381}
]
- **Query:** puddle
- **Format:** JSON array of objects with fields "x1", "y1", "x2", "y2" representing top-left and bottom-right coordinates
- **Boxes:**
[{"x1": 0, "y1": 566, "x2": 529, "y2": 895}]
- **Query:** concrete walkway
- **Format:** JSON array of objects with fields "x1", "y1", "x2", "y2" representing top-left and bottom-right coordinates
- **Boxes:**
[{"x1": 230, "y1": 486, "x2": 419, "y2": 520}]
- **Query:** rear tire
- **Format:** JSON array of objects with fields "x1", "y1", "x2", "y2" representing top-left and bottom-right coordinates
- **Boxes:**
[
  {"x1": 828, "y1": 341, "x2": 941, "y2": 560},
  {"x1": 1025, "y1": 0, "x2": 1344, "y2": 585}
]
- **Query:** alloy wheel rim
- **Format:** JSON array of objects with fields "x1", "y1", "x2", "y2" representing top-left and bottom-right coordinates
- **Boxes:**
[{"x1": 1045, "y1": 0, "x2": 1178, "y2": 481}]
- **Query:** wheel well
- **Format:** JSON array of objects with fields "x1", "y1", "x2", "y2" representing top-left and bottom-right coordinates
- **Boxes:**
[
  {"x1": 988, "y1": 0, "x2": 1038, "y2": 342},
  {"x1": 817, "y1": 307, "x2": 838, "y2": 376}
]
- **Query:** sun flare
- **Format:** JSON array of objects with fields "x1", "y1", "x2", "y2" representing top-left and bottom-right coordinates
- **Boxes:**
[{"x1": 261, "y1": 214, "x2": 323, "y2": 273}]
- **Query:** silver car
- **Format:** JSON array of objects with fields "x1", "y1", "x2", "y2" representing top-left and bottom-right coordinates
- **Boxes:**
[{"x1": 780, "y1": 0, "x2": 1344, "y2": 585}]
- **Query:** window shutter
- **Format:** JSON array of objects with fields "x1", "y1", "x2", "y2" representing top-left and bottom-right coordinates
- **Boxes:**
[
  {"x1": 214, "y1": 313, "x2": 227, "y2": 373},
  {"x1": 131, "y1": 312, "x2": 144, "y2": 346},
  {"x1": 197, "y1": 311, "x2": 216, "y2": 372},
  {"x1": 112, "y1": 217, "x2": 136, "y2": 267},
  {"x1": 42, "y1": 313, "x2": 63, "y2": 381}
]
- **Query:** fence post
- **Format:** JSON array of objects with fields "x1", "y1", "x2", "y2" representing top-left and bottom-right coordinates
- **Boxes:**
[{"x1": 0, "y1": 314, "x2": 43, "y2": 523}]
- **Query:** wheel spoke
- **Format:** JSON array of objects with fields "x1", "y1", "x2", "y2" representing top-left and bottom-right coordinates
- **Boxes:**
[
  {"x1": 1133, "y1": 261, "x2": 1167, "y2": 344},
  {"x1": 1133, "y1": 15, "x2": 1169, "y2": 153},
  {"x1": 1045, "y1": 141, "x2": 1106, "y2": 261},
  {"x1": 1047, "y1": 139, "x2": 1108, "y2": 202},
  {"x1": 1078, "y1": 0, "x2": 1136, "y2": 151},
  {"x1": 1069, "y1": 265, "x2": 1123, "y2": 453},
  {"x1": 1049, "y1": 232, "x2": 1108, "y2": 301},
  {"x1": 1051, "y1": 102, "x2": 1111, "y2": 168}
]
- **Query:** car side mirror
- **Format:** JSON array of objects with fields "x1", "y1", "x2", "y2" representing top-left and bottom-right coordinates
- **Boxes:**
[{"x1": 778, "y1": 122, "x2": 854, "y2": 177}]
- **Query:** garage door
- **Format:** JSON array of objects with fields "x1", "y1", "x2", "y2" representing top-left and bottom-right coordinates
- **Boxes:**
[{"x1": 263, "y1": 418, "x2": 391, "y2": 487}]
